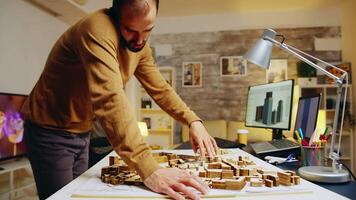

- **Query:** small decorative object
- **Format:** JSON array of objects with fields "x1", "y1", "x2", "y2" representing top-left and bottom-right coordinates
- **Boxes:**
[
  {"x1": 297, "y1": 61, "x2": 317, "y2": 78},
  {"x1": 220, "y1": 56, "x2": 247, "y2": 77},
  {"x1": 266, "y1": 59, "x2": 287, "y2": 83},
  {"x1": 297, "y1": 61, "x2": 318, "y2": 86},
  {"x1": 182, "y1": 62, "x2": 202, "y2": 87},
  {"x1": 142, "y1": 117, "x2": 151, "y2": 129},
  {"x1": 141, "y1": 97, "x2": 152, "y2": 109}
]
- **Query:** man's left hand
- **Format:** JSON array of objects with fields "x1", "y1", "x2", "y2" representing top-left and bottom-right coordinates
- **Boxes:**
[{"x1": 189, "y1": 121, "x2": 218, "y2": 158}]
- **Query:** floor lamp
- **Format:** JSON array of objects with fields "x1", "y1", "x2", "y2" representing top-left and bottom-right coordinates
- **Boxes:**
[{"x1": 244, "y1": 29, "x2": 350, "y2": 183}]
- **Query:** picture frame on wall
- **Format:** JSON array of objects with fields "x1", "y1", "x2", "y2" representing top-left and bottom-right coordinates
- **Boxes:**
[
  {"x1": 266, "y1": 59, "x2": 288, "y2": 83},
  {"x1": 182, "y1": 62, "x2": 202, "y2": 87},
  {"x1": 220, "y1": 56, "x2": 247, "y2": 77}
]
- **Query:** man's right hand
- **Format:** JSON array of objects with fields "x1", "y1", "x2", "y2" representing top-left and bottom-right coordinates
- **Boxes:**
[{"x1": 143, "y1": 168, "x2": 209, "y2": 200}]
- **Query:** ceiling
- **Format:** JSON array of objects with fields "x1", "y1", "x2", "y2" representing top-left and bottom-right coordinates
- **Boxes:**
[{"x1": 80, "y1": 0, "x2": 344, "y2": 17}]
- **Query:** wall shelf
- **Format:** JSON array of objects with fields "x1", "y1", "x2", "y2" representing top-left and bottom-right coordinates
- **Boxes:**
[{"x1": 138, "y1": 67, "x2": 175, "y2": 149}]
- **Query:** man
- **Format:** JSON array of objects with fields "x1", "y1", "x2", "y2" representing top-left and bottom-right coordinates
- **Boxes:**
[{"x1": 21, "y1": 0, "x2": 218, "y2": 199}]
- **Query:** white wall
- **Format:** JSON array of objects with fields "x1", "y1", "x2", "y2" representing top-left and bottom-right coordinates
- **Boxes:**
[
  {"x1": 0, "y1": 0, "x2": 68, "y2": 94},
  {"x1": 153, "y1": 7, "x2": 341, "y2": 34}
]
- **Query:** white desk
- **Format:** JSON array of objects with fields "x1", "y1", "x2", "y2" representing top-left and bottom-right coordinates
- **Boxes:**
[{"x1": 48, "y1": 149, "x2": 349, "y2": 200}]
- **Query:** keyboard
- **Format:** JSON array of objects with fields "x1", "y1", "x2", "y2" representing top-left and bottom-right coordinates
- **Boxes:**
[{"x1": 250, "y1": 139, "x2": 300, "y2": 155}]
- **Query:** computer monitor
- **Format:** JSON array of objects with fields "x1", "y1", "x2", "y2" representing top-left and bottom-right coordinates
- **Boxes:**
[
  {"x1": 245, "y1": 80, "x2": 294, "y2": 140},
  {"x1": 294, "y1": 94, "x2": 321, "y2": 140}
]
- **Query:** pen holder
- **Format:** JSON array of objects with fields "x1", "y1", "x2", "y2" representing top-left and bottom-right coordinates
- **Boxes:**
[{"x1": 300, "y1": 146, "x2": 327, "y2": 167}]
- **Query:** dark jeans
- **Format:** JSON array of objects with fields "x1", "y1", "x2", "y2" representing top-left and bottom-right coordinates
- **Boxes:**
[{"x1": 24, "y1": 120, "x2": 90, "y2": 200}]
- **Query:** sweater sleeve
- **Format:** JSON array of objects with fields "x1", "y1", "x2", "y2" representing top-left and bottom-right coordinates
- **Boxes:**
[
  {"x1": 76, "y1": 26, "x2": 160, "y2": 180},
  {"x1": 134, "y1": 46, "x2": 201, "y2": 125}
]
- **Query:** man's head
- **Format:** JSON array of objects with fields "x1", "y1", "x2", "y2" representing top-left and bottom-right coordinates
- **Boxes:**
[{"x1": 111, "y1": 0, "x2": 159, "y2": 52}]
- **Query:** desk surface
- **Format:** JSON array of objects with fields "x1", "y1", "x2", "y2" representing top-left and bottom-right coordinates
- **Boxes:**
[{"x1": 48, "y1": 148, "x2": 350, "y2": 200}]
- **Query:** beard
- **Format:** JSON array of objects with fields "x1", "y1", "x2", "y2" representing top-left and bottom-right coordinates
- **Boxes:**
[{"x1": 120, "y1": 35, "x2": 147, "y2": 53}]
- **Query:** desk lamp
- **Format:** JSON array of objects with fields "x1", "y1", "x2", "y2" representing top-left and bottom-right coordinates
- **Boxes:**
[{"x1": 244, "y1": 29, "x2": 350, "y2": 183}]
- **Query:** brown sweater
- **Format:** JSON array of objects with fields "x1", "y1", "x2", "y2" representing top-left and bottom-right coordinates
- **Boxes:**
[{"x1": 21, "y1": 9, "x2": 200, "y2": 180}]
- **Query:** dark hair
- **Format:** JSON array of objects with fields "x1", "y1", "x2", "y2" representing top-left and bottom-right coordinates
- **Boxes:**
[{"x1": 111, "y1": 0, "x2": 159, "y2": 19}]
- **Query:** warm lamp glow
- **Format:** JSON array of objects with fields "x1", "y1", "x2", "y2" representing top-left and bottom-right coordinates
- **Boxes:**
[{"x1": 138, "y1": 122, "x2": 149, "y2": 137}]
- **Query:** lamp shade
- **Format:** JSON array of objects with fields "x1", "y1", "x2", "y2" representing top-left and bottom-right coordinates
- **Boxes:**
[
  {"x1": 244, "y1": 29, "x2": 276, "y2": 69},
  {"x1": 137, "y1": 122, "x2": 149, "y2": 137}
]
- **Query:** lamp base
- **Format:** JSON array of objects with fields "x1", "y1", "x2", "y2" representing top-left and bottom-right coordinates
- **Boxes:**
[{"x1": 298, "y1": 166, "x2": 350, "y2": 183}]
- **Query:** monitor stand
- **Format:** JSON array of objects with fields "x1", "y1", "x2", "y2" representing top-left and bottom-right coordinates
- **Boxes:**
[{"x1": 272, "y1": 129, "x2": 283, "y2": 140}]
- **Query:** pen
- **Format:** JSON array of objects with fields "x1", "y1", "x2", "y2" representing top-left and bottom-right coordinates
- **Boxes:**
[
  {"x1": 309, "y1": 128, "x2": 317, "y2": 146},
  {"x1": 299, "y1": 128, "x2": 304, "y2": 140}
]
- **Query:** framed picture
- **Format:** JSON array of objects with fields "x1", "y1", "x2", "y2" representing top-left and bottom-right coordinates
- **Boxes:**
[
  {"x1": 220, "y1": 56, "x2": 247, "y2": 76},
  {"x1": 182, "y1": 62, "x2": 202, "y2": 87},
  {"x1": 266, "y1": 59, "x2": 288, "y2": 83},
  {"x1": 142, "y1": 117, "x2": 151, "y2": 129}
]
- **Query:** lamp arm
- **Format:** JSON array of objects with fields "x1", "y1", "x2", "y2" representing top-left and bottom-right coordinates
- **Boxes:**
[
  {"x1": 263, "y1": 36, "x2": 349, "y2": 170},
  {"x1": 263, "y1": 36, "x2": 346, "y2": 83},
  {"x1": 285, "y1": 44, "x2": 348, "y2": 76}
]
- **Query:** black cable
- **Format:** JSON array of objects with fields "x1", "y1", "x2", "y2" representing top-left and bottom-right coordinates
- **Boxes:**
[
  {"x1": 276, "y1": 34, "x2": 285, "y2": 44},
  {"x1": 338, "y1": 160, "x2": 356, "y2": 181}
]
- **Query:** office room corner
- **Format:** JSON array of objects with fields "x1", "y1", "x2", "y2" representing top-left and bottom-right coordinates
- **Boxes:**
[{"x1": 1, "y1": 0, "x2": 356, "y2": 199}]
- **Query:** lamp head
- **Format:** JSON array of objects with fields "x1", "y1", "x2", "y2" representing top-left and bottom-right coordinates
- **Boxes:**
[{"x1": 244, "y1": 29, "x2": 277, "y2": 69}]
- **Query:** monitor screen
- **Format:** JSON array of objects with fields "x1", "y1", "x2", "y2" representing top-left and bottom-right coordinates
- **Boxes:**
[
  {"x1": 245, "y1": 80, "x2": 294, "y2": 131},
  {"x1": 294, "y1": 94, "x2": 321, "y2": 139},
  {"x1": 0, "y1": 92, "x2": 27, "y2": 161}
]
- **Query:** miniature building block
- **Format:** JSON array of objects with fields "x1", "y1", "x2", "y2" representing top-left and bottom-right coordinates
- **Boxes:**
[
  {"x1": 208, "y1": 162, "x2": 221, "y2": 169},
  {"x1": 292, "y1": 176, "x2": 301, "y2": 185},
  {"x1": 245, "y1": 175, "x2": 259, "y2": 182},
  {"x1": 154, "y1": 156, "x2": 168, "y2": 163},
  {"x1": 264, "y1": 179, "x2": 274, "y2": 187},
  {"x1": 168, "y1": 159, "x2": 179, "y2": 167},
  {"x1": 206, "y1": 169, "x2": 222, "y2": 178},
  {"x1": 250, "y1": 179, "x2": 264, "y2": 187},
  {"x1": 221, "y1": 163, "x2": 231, "y2": 170},
  {"x1": 211, "y1": 180, "x2": 226, "y2": 189},
  {"x1": 110, "y1": 166, "x2": 119, "y2": 175},
  {"x1": 240, "y1": 168, "x2": 250, "y2": 176},
  {"x1": 199, "y1": 171, "x2": 206, "y2": 178},
  {"x1": 279, "y1": 178, "x2": 292, "y2": 186},
  {"x1": 221, "y1": 170, "x2": 234, "y2": 179},
  {"x1": 278, "y1": 172, "x2": 293, "y2": 186},
  {"x1": 168, "y1": 153, "x2": 177, "y2": 160},
  {"x1": 246, "y1": 160, "x2": 254, "y2": 165},
  {"x1": 225, "y1": 177, "x2": 246, "y2": 190},
  {"x1": 110, "y1": 178, "x2": 120, "y2": 185},
  {"x1": 101, "y1": 166, "x2": 110, "y2": 176},
  {"x1": 277, "y1": 171, "x2": 291, "y2": 180},
  {"x1": 238, "y1": 161, "x2": 244, "y2": 166},
  {"x1": 109, "y1": 156, "x2": 120, "y2": 166},
  {"x1": 261, "y1": 174, "x2": 268, "y2": 180},
  {"x1": 267, "y1": 175, "x2": 279, "y2": 187}
]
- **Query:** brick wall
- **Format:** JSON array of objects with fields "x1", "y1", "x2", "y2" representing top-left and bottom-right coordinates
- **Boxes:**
[{"x1": 150, "y1": 27, "x2": 341, "y2": 141}]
